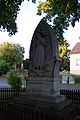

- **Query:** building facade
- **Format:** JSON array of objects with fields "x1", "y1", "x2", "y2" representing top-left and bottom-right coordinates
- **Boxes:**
[{"x1": 70, "y1": 42, "x2": 80, "y2": 75}]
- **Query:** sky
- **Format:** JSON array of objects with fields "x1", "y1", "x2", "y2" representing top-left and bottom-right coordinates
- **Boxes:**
[{"x1": 0, "y1": 0, "x2": 80, "y2": 59}]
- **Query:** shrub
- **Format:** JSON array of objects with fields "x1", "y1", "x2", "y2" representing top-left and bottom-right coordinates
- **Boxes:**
[
  {"x1": 72, "y1": 74, "x2": 80, "y2": 84},
  {"x1": 0, "y1": 60, "x2": 10, "y2": 75},
  {"x1": 7, "y1": 70, "x2": 22, "y2": 89}
]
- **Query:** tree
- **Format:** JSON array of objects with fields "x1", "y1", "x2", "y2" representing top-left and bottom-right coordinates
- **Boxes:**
[
  {"x1": 59, "y1": 39, "x2": 70, "y2": 71},
  {"x1": 8, "y1": 70, "x2": 22, "y2": 89},
  {"x1": 0, "y1": 0, "x2": 36, "y2": 35},
  {"x1": 59, "y1": 40, "x2": 69, "y2": 58},
  {"x1": 0, "y1": 59, "x2": 10, "y2": 75},
  {"x1": 0, "y1": 0, "x2": 80, "y2": 39},
  {"x1": 0, "y1": 42, "x2": 25, "y2": 68},
  {"x1": 37, "y1": 0, "x2": 80, "y2": 40},
  {"x1": 0, "y1": 0, "x2": 24, "y2": 35}
]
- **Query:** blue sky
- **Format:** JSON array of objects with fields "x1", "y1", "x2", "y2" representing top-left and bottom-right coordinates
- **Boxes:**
[{"x1": 0, "y1": 0, "x2": 80, "y2": 59}]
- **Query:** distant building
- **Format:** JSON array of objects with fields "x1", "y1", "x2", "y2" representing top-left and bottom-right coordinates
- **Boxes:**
[{"x1": 70, "y1": 42, "x2": 80, "y2": 74}]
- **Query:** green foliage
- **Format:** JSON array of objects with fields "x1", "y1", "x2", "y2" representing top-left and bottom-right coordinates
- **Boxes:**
[
  {"x1": 13, "y1": 43, "x2": 25, "y2": 66},
  {"x1": 0, "y1": 0, "x2": 24, "y2": 35},
  {"x1": 0, "y1": 42, "x2": 25, "y2": 68},
  {"x1": 37, "y1": 0, "x2": 80, "y2": 40},
  {"x1": 72, "y1": 74, "x2": 80, "y2": 84},
  {"x1": 7, "y1": 70, "x2": 22, "y2": 89},
  {"x1": 0, "y1": 60, "x2": 10, "y2": 76},
  {"x1": 0, "y1": 0, "x2": 36, "y2": 35},
  {"x1": 60, "y1": 58, "x2": 70, "y2": 71},
  {"x1": 59, "y1": 39, "x2": 70, "y2": 71},
  {"x1": 0, "y1": 0, "x2": 80, "y2": 40},
  {"x1": 59, "y1": 39, "x2": 70, "y2": 58}
]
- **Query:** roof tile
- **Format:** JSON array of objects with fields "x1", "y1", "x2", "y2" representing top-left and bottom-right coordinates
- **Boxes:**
[{"x1": 70, "y1": 42, "x2": 80, "y2": 54}]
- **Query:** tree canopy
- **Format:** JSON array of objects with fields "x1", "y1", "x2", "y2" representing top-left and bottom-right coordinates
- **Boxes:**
[
  {"x1": 0, "y1": 42, "x2": 25, "y2": 67},
  {"x1": 59, "y1": 39, "x2": 69, "y2": 58},
  {"x1": 37, "y1": 0, "x2": 80, "y2": 40},
  {"x1": 0, "y1": 0, "x2": 80, "y2": 39},
  {"x1": 0, "y1": 0, "x2": 24, "y2": 35},
  {"x1": 59, "y1": 39, "x2": 70, "y2": 71},
  {"x1": 0, "y1": 0, "x2": 36, "y2": 35}
]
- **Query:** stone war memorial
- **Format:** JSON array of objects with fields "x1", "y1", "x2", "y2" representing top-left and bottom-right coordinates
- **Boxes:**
[
  {"x1": 27, "y1": 18, "x2": 62, "y2": 96},
  {"x1": 24, "y1": 19, "x2": 76, "y2": 119},
  {"x1": 29, "y1": 19, "x2": 60, "y2": 78},
  {"x1": 13, "y1": 19, "x2": 76, "y2": 120}
]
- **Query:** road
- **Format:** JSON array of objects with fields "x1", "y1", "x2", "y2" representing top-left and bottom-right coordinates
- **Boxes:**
[
  {"x1": 59, "y1": 84, "x2": 80, "y2": 91},
  {"x1": 0, "y1": 79, "x2": 10, "y2": 88}
]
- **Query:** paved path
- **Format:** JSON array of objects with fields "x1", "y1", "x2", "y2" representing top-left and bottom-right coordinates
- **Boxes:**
[{"x1": 0, "y1": 80, "x2": 10, "y2": 88}]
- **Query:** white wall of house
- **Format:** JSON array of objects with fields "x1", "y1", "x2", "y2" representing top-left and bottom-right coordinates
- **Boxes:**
[{"x1": 70, "y1": 53, "x2": 80, "y2": 75}]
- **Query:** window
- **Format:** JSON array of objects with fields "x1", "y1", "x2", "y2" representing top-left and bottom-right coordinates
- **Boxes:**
[{"x1": 76, "y1": 59, "x2": 80, "y2": 66}]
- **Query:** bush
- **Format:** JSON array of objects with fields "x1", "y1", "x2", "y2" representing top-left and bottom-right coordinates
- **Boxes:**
[
  {"x1": 0, "y1": 60, "x2": 10, "y2": 75},
  {"x1": 7, "y1": 70, "x2": 22, "y2": 89},
  {"x1": 72, "y1": 74, "x2": 80, "y2": 84}
]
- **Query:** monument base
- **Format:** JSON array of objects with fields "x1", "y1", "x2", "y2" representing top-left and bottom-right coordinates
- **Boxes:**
[
  {"x1": 25, "y1": 76, "x2": 65, "y2": 103},
  {"x1": 11, "y1": 76, "x2": 76, "y2": 120},
  {"x1": 26, "y1": 77, "x2": 61, "y2": 94},
  {"x1": 10, "y1": 92, "x2": 76, "y2": 120}
]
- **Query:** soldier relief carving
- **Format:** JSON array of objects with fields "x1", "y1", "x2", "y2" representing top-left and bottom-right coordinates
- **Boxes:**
[{"x1": 29, "y1": 19, "x2": 60, "y2": 77}]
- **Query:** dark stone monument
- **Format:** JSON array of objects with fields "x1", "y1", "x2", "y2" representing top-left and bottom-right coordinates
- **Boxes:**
[
  {"x1": 22, "y1": 20, "x2": 76, "y2": 119},
  {"x1": 26, "y1": 19, "x2": 62, "y2": 97},
  {"x1": 11, "y1": 19, "x2": 76, "y2": 120},
  {"x1": 29, "y1": 19, "x2": 60, "y2": 77}
]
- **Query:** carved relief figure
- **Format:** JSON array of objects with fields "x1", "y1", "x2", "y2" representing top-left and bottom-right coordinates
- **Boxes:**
[{"x1": 29, "y1": 19, "x2": 60, "y2": 77}]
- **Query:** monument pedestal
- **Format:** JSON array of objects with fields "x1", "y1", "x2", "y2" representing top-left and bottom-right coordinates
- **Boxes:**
[
  {"x1": 26, "y1": 76, "x2": 65, "y2": 103},
  {"x1": 10, "y1": 19, "x2": 76, "y2": 119},
  {"x1": 12, "y1": 76, "x2": 75, "y2": 120}
]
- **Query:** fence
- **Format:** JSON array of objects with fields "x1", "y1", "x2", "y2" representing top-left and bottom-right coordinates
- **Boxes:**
[
  {"x1": 60, "y1": 89, "x2": 80, "y2": 105},
  {"x1": 0, "y1": 87, "x2": 26, "y2": 108},
  {"x1": 0, "y1": 103, "x2": 65, "y2": 120},
  {"x1": 0, "y1": 88, "x2": 79, "y2": 120},
  {"x1": 0, "y1": 107, "x2": 58, "y2": 120}
]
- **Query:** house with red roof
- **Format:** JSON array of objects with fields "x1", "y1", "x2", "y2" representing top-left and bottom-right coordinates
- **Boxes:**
[{"x1": 70, "y1": 42, "x2": 80, "y2": 74}]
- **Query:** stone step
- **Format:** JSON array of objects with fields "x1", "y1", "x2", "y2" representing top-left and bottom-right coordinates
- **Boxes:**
[
  {"x1": 16, "y1": 93, "x2": 65, "y2": 104},
  {"x1": 10, "y1": 95, "x2": 73, "y2": 114},
  {"x1": 11, "y1": 93, "x2": 70, "y2": 111},
  {"x1": 8, "y1": 91, "x2": 77, "y2": 119}
]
